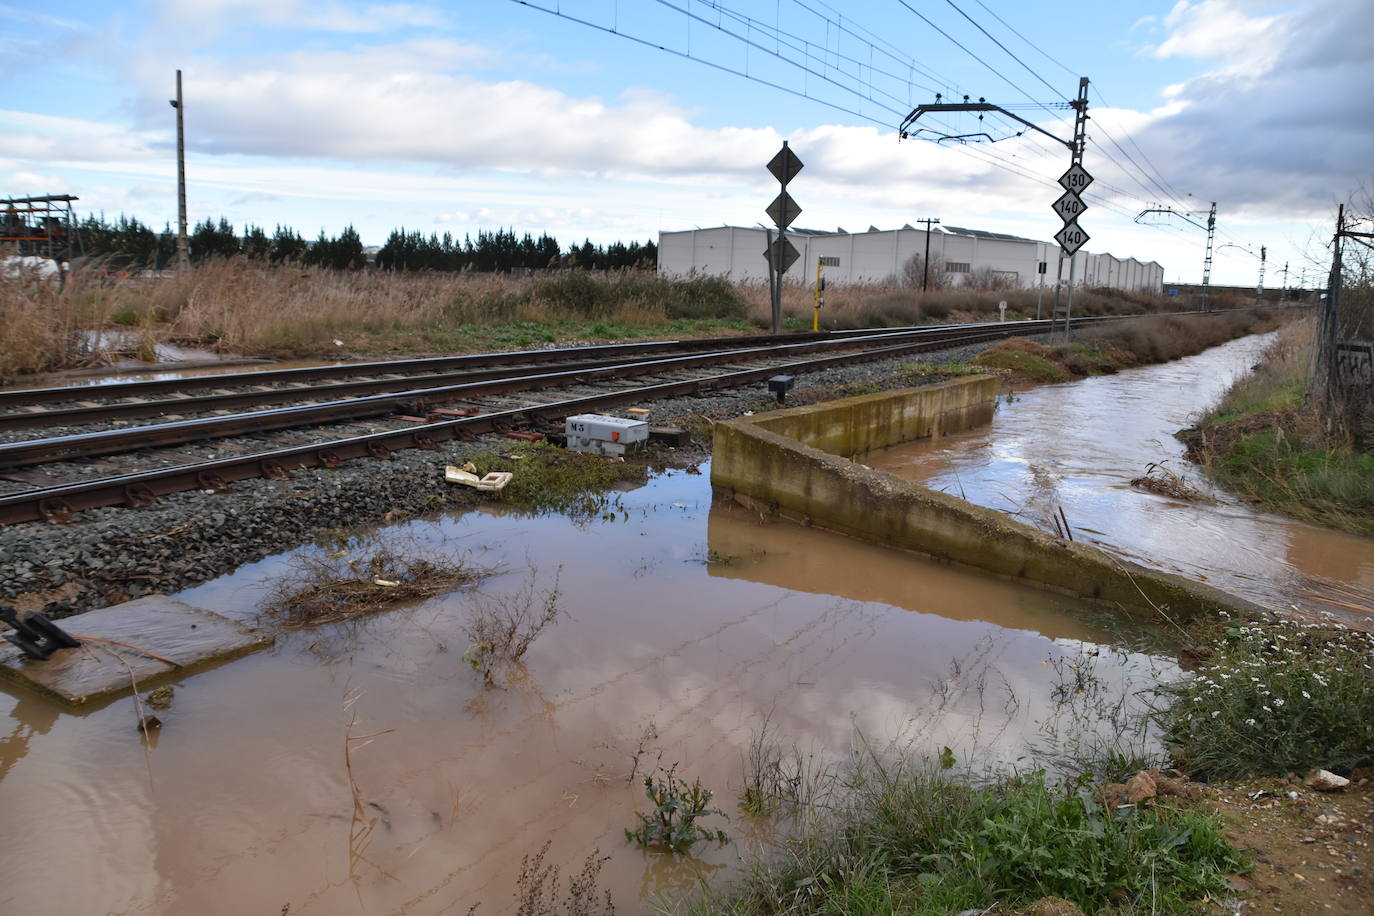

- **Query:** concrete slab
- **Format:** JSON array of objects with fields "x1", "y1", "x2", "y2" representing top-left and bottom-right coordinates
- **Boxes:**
[{"x1": 0, "y1": 596, "x2": 273, "y2": 706}]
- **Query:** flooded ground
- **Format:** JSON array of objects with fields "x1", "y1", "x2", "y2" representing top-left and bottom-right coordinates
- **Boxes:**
[
  {"x1": 868, "y1": 332, "x2": 1374, "y2": 619},
  {"x1": 0, "y1": 468, "x2": 1171, "y2": 914},
  {"x1": 0, "y1": 355, "x2": 340, "y2": 392}
]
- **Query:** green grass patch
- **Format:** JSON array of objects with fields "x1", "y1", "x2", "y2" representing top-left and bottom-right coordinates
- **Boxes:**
[
  {"x1": 974, "y1": 348, "x2": 1069, "y2": 382},
  {"x1": 1202, "y1": 381, "x2": 1305, "y2": 426},
  {"x1": 1182, "y1": 318, "x2": 1373, "y2": 534},
  {"x1": 1205, "y1": 431, "x2": 1374, "y2": 535},
  {"x1": 471, "y1": 441, "x2": 646, "y2": 514},
  {"x1": 1159, "y1": 619, "x2": 1374, "y2": 781},
  {"x1": 702, "y1": 765, "x2": 1244, "y2": 914},
  {"x1": 896, "y1": 360, "x2": 984, "y2": 384},
  {"x1": 323, "y1": 317, "x2": 755, "y2": 356}
]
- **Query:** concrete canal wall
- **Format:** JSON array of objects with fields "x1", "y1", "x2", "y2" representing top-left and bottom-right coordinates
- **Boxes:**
[{"x1": 711, "y1": 377, "x2": 1264, "y2": 621}]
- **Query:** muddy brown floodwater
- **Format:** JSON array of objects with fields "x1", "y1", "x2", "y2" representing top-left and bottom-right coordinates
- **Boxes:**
[
  {"x1": 0, "y1": 466, "x2": 1173, "y2": 914},
  {"x1": 868, "y1": 331, "x2": 1374, "y2": 622}
]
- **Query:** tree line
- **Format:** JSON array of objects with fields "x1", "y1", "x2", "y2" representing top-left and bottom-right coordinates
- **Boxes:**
[{"x1": 74, "y1": 214, "x2": 657, "y2": 273}]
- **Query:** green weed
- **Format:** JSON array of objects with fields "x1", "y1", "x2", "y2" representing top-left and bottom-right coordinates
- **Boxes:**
[
  {"x1": 694, "y1": 758, "x2": 1242, "y2": 915},
  {"x1": 626, "y1": 764, "x2": 730, "y2": 851},
  {"x1": 896, "y1": 361, "x2": 983, "y2": 384},
  {"x1": 474, "y1": 442, "x2": 647, "y2": 515}
]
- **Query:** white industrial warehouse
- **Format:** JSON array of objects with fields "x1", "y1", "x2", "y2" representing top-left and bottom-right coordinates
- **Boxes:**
[{"x1": 657, "y1": 224, "x2": 1164, "y2": 292}]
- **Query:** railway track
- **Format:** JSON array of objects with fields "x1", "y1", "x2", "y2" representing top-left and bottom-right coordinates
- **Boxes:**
[{"x1": 0, "y1": 313, "x2": 1230, "y2": 525}]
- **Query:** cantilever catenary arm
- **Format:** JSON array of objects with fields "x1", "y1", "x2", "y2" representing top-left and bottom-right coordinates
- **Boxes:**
[{"x1": 900, "y1": 102, "x2": 1073, "y2": 150}]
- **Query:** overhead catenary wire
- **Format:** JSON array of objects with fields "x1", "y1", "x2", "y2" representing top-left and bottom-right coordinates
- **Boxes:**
[
  {"x1": 506, "y1": 0, "x2": 1221, "y2": 249},
  {"x1": 949, "y1": 0, "x2": 1202, "y2": 218},
  {"x1": 890, "y1": 0, "x2": 1062, "y2": 119},
  {"x1": 780, "y1": 0, "x2": 966, "y2": 95},
  {"x1": 938, "y1": 0, "x2": 1066, "y2": 100},
  {"x1": 508, "y1": 0, "x2": 904, "y2": 125},
  {"x1": 665, "y1": 0, "x2": 938, "y2": 109}
]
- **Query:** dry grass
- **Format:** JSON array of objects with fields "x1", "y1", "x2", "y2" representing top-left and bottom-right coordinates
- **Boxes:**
[
  {"x1": 461, "y1": 566, "x2": 563, "y2": 688},
  {"x1": 0, "y1": 256, "x2": 1231, "y2": 382},
  {"x1": 973, "y1": 310, "x2": 1287, "y2": 385},
  {"x1": 1128, "y1": 461, "x2": 1216, "y2": 502},
  {"x1": 747, "y1": 279, "x2": 1173, "y2": 330},
  {"x1": 1078, "y1": 310, "x2": 1281, "y2": 366},
  {"x1": 263, "y1": 544, "x2": 491, "y2": 628},
  {"x1": 0, "y1": 262, "x2": 120, "y2": 377}
]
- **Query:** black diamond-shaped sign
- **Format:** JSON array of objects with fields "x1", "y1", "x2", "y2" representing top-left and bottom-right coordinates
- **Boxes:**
[
  {"x1": 764, "y1": 237, "x2": 800, "y2": 274},
  {"x1": 766, "y1": 191, "x2": 802, "y2": 230},
  {"x1": 1051, "y1": 190, "x2": 1087, "y2": 223},
  {"x1": 1054, "y1": 220, "x2": 1090, "y2": 256},
  {"x1": 1058, "y1": 163, "x2": 1093, "y2": 193},
  {"x1": 767, "y1": 144, "x2": 804, "y2": 186}
]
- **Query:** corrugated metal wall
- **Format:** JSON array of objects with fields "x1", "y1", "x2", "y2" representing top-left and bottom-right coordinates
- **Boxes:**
[{"x1": 658, "y1": 226, "x2": 1163, "y2": 292}]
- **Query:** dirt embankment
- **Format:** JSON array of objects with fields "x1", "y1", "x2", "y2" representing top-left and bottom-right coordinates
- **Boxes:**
[
  {"x1": 972, "y1": 309, "x2": 1287, "y2": 384},
  {"x1": 1177, "y1": 318, "x2": 1374, "y2": 536},
  {"x1": 1204, "y1": 775, "x2": 1374, "y2": 913}
]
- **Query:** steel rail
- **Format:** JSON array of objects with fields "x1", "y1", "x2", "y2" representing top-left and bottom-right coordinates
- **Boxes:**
[
  {"x1": 0, "y1": 352, "x2": 766, "y2": 432},
  {"x1": 0, "y1": 325, "x2": 996, "y2": 432},
  {"x1": 0, "y1": 326, "x2": 926, "y2": 407},
  {"x1": 0, "y1": 323, "x2": 1043, "y2": 470},
  {"x1": 0, "y1": 326, "x2": 1015, "y2": 525}
]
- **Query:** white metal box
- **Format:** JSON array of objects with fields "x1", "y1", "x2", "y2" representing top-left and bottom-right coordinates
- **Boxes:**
[{"x1": 564, "y1": 414, "x2": 649, "y2": 457}]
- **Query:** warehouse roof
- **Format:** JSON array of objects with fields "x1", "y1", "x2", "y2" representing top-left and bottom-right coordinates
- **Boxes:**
[{"x1": 941, "y1": 225, "x2": 1041, "y2": 243}]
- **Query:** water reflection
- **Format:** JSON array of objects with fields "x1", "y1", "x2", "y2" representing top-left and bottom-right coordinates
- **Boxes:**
[{"x1": 0, "y1": 467, "x2": 1172, "y2": 914}]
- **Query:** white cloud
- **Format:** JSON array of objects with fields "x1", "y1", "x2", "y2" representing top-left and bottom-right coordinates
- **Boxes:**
[
  {"x1": 1149, "y1": 0, "x2": 1288, "y2": 72},
  {"x1": 1115, "y1": 0, "x2": 1372, "y2": 217},
  {"x1": 158, "y1": 0, "x2": 449, "y2": 35},
  {"x1": 0, "y1": 110, "x2": 159, "y2": 162}
]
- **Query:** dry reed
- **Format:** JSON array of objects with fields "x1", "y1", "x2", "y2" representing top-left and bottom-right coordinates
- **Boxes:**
[{"x1": 263, "y1": 545, "x2": 491, "y2": 628}]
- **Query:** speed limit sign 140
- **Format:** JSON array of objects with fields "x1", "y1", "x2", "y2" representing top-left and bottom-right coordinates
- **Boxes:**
[{"x1": 1054, "y1": 220, "x2": 1090, "y2": 256}]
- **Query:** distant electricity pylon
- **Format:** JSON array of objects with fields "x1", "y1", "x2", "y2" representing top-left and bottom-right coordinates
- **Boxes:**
[
  {"x1": 1217, "y1": 243, "x2": 1267, "y2": 296},
  {"x1": 1135, "y1": 202, "x2": 1217, "y2": 309}
]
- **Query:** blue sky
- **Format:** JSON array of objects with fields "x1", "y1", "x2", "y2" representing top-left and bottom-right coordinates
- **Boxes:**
[{"x1": 4, "y1": 1, "x2": 1369, "y2": 286}]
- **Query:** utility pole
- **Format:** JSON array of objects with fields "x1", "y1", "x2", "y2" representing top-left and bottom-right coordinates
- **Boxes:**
[
  {"x1": 1056, "y1": 77, "x2": 1091, "y2": 338},
  {"x1": 1201, "y1": 201, "x2": 1216, "y2": 310},
  {"x1": 916, "y1": 216, "x2": 941, "y2": 291},
  {"x1": 1257, "y1": 245, "x2": 1266, "y2": 297},
  {"x1": 900, "y1": 76, "x2": 1092, "y2": 338},
  {"x1": 170, "y1": 69, "x2": 190, "y2": 270},
  {"x1": 1281, "y1": 261, "x2": 1289, "y2": 299}
]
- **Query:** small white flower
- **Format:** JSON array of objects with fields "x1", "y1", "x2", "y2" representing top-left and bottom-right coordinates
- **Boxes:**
[
  {"x1": 1302, "y1": 690, "x2": 1311, "y2": 699},
  {"x1": 1212, "y1": 710, "x2": 1221, "y2": 718},
  {"x1": 1274, "y1": 698, "x2": 1285, "y2": 707},
  {"x1": 1263, "y1": 706, "x2": 1273, "y2": 713},
  {"x1": 1245, "y1": 718, "x2": 1258, "y2": 726}
]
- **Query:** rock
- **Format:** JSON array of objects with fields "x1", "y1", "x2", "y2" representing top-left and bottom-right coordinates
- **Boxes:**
[
  {"x1": 1177, "y1": 644, "x2": 1214, "y2": 670},
  {"x1": 1305, "y1": 769, "x2": 1350, "y2": 792},
  {"x1": 1024, "y1": 897, "x2": 1084, "y2": 916},
  {"x1": 1153, "y1": 771, "x2": 1198, "y2": 800},
  {"x1": 1124, "y1": 769, "x2": 1158, "y2": 804}
]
